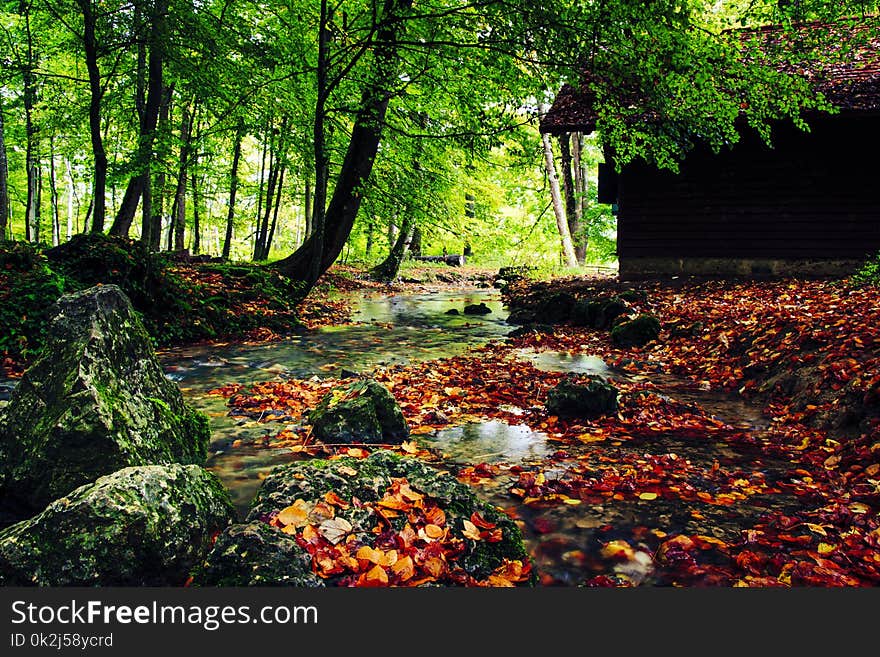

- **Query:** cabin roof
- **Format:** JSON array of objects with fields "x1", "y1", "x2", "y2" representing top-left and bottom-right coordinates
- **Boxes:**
[{"x1": 540, "y1": 19, "x2": 880, "y2": 134}]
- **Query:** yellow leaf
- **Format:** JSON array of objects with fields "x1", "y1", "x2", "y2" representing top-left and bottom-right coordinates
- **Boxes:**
[
  {"x1": 865, "y1": 463, "x2": 880, "y2": 476},
  {"x1": 535, "y1": 473, "x2": 546, "y2": 486},
  {"x1": 461, "y1": 519, "x2": 481, "y2": 541},
  {"x1": 817, "y1": 543, "x2": 836, "y2": 555},
  {"x1": 337, "y1": 465, "x2": 358, "y2": 477},
  {"x1": 804, "y1": 523, "x2": 828, "y2": 536},
  {"x1": 276, "y1": 499, "x2": 311, "y2": 528},
  {"x1": 400, "y1": 441, "x2": 419, "y2": 454},
  {"x1": 356, "y1": 545, "x2": 383, "y2": 564},
  {"x1": 638, "y1": 492, "x2": 658, "y2": 501},
  {"x1": 850, "y1": 502, "x2": 870, "y2": 514}
]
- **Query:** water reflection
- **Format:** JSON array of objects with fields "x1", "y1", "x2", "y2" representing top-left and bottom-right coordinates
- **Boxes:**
[{"x1": 421, "y1": 421, "x2": 551, "y2": 465}]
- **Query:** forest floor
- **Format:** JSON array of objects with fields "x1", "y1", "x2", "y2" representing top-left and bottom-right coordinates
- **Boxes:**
[
  {"x1": 3, "y1": 247, "x2": 879, "y2": 586},
  {"x1": 209, "y1": 267, "x2": 880, "y2": 586}
]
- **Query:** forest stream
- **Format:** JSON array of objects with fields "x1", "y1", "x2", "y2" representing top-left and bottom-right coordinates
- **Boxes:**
[{"x1": 150, "y1": 286, "x2": 803, "y2": 586}]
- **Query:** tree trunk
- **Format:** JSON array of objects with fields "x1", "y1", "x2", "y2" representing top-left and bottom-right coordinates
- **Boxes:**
[
  {"x1": 559, "y1": 132, "x2": 586, "y2": 265},
  {"x1": 49, "y1": 136, "x2": 60, "y2": 246},
  {"x1": 265, "y1": 166, "x2": 285, "y2": 259},
  {"x1": 370, "y1": 216, "x2": 414, "y2": 282},
  {"x1": 410, "y1": 226, "x2": 422, "y2": 257},
  {"x1": 65, "y1": 158, "x2": 75, "y2": 238},
  {"x1": 253, "y1": 121, "x2": 271, "y2": 260},
  {"x1": 221, "y1": 124, "x2": 243, "y2": 260},
  {"x1": 110, "y1": 0, "x2": 167, "y2": 237},
  {"x1": 80, "y1": 0, "x2": 108, "y2": 234},
  {"x1": 303, "y1": 171, "x2": 312, "y2": 239},
  {"x1": 0, "y1": 98, "x2": 9, "y2": 239},
  {"x1": 169, "y1": 103, "x2": 193, "y2": 251},
  {"x1": 541, "y1": 131, "x2": 578, "y2": 268},
  {"x1": 146, "y1": 87, "x2": 171, "y2": 250},
  {"x1": 191, "y1": 170, "x2": 200, "y2": 255},
  {"x1": 273, "y1": 0, "x2": 414, "y2": 294}
]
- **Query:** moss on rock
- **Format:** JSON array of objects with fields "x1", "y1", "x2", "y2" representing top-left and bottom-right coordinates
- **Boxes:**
[
  {"x1": 546, "y1": 375, "x2": 619, "y2": 419},
  {"x1": 610, "y1": 314, "x2": 662, "y2": 348},
  {"x1": 0, "y1": 464, "x2": 234, "y2": 586},
  {"x1": 308, "y1": 379, "x2": 409, "y2": 445},
  {"x1": 0, "y1": 285, "x2": 210, "y2": 514}
]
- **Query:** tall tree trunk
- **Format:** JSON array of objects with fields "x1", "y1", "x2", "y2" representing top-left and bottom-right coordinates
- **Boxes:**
[
  {"x1": 370, "y1": 215, "x2": 414, "y2": 282},
  {"x1": 273, "y1": 0, "x2": 415, "y2": 293},
  {"x1": 221, "y1": 124, "x2": 243, "y2": 260},
  {"x1": 21, "y1": 1, "x2": 40, "y2": 242},
  {"x1": 65, "y1": 158, "x2": 75, "y2": 238},
  {"x1": 265, "y1": 166, "x2": 285, "y2": 259},
  {"x1": 80, "y1": 0, "x2": 108, "y2": 233},
  {"x1": 571, "y1": 132, "x2": 589, "y2": 262},
  {"x1": 110, "y1": 0, "x2": 167, "y2": 237},
  {"x1": 49, "y1": 136, "x2": 60, "y2": 246},
  {"x1": 147, "y1": 87, "x2": 171, "y2": 250},
  {"x1": 559, "y1": 132, "x2": 586, "y2": 265},
  {"x1": 170, "y1": 103, "x2": 193, "y2": 251},
  {"x1": 191, "y1": 170, "x2": 200, "y2": 255},
  {"x1": 541, "y1": 131, "x2": 578, "y2": 268},
  {"x1": 410, "y1": 226, "x2": 422, "y2": 257},
  {"x1": 253, "y1": 120, "x2": 271, "y2": 260},
  {"x1": 303, "y1": 170, "x2": 312, "y2": 239},
  {"x1": 0, "y1": 98, "x2": 9, "y2": 239},
  {"x1": 365, "y1": 220, "x2": 374, "y2": 256}
]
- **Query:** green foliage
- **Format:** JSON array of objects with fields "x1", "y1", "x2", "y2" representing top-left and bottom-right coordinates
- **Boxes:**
[
  {"x1": 0, "y1": 235, "x2": 306, "y2": 366},
  {"x1": 850, "y1": 251, "x2": 880, "y2": 286},
  {"x1": 0, "y1": 242, "x2": 70, "y2": 359}
]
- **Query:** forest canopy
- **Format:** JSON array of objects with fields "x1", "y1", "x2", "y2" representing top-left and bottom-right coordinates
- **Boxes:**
[{"x1": 1, "y1": 0, "x2": 877, "y2": 290}]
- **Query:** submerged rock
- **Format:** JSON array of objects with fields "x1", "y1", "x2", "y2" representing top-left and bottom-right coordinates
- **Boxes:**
[
  {"x1": 546, "y1": 376, "x2": 619, "y2": 419},
  {"x1": 610, "y1": 314, "x2": 662, "y2": 348},
  {"x1": 195, "y1": 451, "x2": 533, "y2": 587},
  {"x1": 307, "y1": 378, "x2": 409, "y2": 445},
  {"x1": 463, "y1": 302, "x2": 492, "y2": 315},
  {"x1": 0, "y1": 285, "x2": 210, "y2": 514},
  {"x1": 0, "y1": 465, "x2": 234, "y2": 586}
]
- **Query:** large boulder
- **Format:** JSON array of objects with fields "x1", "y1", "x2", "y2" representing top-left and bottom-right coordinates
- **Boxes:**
[
  {"x1": 0, "y1": 285, "x2": 210, "y2": 513},
  {"x1": 546, "y1": 376, "x2": 619, "y2": 419},
  {"x1": 0, "y1": 465, "x2": 234, "y2": 586},
  {"x1": 307, "y1": 378, "x2": 409, "y2": 445},
  {"x1": 610, "y1": 314, "x2": 662, "y2": 348},
  {"x1": 195, "y1": 451, "x2": 533, "y2": 587}
]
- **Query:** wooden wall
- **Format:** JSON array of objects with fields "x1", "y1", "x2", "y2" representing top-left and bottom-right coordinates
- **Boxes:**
[{"x1": 616, "y1": 114, "x2": 880, "y2": 261}]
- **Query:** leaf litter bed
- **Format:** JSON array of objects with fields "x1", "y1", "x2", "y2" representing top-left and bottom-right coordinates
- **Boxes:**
[{"x1": 206, "y1": 278, "x2": 880, "y2": 587}]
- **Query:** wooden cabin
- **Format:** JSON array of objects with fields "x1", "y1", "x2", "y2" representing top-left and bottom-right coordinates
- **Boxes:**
[{"x1": 540, "y1": 23, "x2": 880, "y2": 279}]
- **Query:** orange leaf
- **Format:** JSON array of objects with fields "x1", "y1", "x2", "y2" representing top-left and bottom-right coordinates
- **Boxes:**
[
  {"x1": 423, "y1": 556, "x2": 446, "y2": 578},
  {"x1": 470, "y1": 512, "x2": 496, "y2": 530},
  {"x1": 424, "y1": 506, "x2": 447, "y2": 526},
  {"x1": 324, "y1": 491, "x2": 350, "y2": 509},
  {"x1": 391, "y1": 555, "x2": 414, "y2": 582},
  {"x1": 357, "y1": 564, "x2": 389, "y2": 587},
  {"x1": 424, "y1": 524, "x2": 445, "y2": 540}
]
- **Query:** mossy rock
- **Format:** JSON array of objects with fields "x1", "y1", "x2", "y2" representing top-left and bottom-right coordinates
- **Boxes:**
[
  {"x1": 192, "y1": 521, "x2": 322, "y2": 587},
  {"x1": 539, "y1": 292, "x2": 577, "y2": 324},
  {"x1": 0, "y1": 285, "x2": 210, "y2": 515},
  {"x1": 0, "y1": 464, "x2": 234, "y2": 586},
  {"x1": 307, "y1": 379, "x2": 409, "y2": 445},
  {"x1": 194, "y1": 451, "x2": 533, "y2": 586},
  {"x1": 610, "y1": 314, "x2": 662, "y2": 348},
  {"x1": 546, "y1": 376, "x2": 619, "y2": 419}
]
